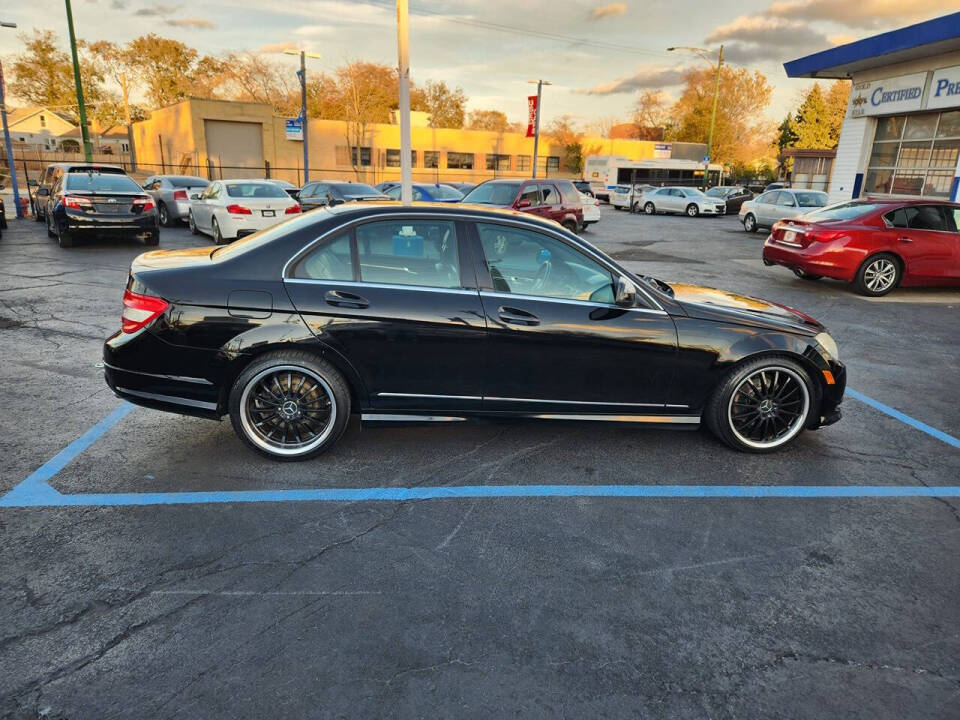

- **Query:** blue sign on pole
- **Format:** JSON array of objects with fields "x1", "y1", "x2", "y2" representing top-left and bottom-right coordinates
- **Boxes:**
[{"x1": 285, "y1": 118, "x2": 303, "y2": 141}]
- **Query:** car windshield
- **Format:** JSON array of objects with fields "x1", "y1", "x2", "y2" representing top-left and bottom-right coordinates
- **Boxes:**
[
  {"x1": 806, "y1": 201, "x2": 885, "y2": 220},
  {"x1": 225, "y1": 183, "x2": 289, "y2": 198},
  {"x1": 794, "y1": 191, "x2": 829, "y2": 207},
  {"x1": 705, "y1": 188, "x2": 725, "y2": 197},
  {"x1": 432, "y1": 185, "x2": 464, "y2": 200},
  {"x1": 332, "y1": 183, "x2": 380, "y2": 196},
  {"x1": 463, "y1": 182, "x2": 522, "y2": 205},
  {"x1": 65, "y1": 173, "x2": 142, "y2": 193},
  {"x1": 168, "y1": 177, "x2": 208, "y2": 188}
]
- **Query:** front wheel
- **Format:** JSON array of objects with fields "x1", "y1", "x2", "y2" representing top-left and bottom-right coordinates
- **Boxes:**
[
  {"x1": 743, "y1": 213, "x2": 757, "y2": 233},
  {"x1": 643, "y1": 202, "x2": 655, "y2": 215},
  {"x1": 229, "y1": 351, "x2": 352, "y2": 461},
  {"x1": 686, "y1": 203, "x2": 699, "y2": 217},
  {"x1": 854, "y1": 253, "x2": 901, "y2": 296},
  {"x1": 188, "y1": 211, "x2": 199, "y2": 235},
  {"x1": 704, "y1": 357, "x2": 816, "y2": 453}
]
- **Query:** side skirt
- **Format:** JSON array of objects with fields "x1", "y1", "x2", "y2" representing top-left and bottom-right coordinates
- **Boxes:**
[{"x1": 360, "y1": 412, "x2": 701, "y2": 427}]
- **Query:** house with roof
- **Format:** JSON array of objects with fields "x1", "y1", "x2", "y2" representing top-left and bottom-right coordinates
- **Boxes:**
[{"x1": 6, "y1": 107, "x2": 77, "y2": 150}]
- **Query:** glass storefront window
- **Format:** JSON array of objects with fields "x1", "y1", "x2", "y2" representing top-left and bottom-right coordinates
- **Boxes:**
[{"x1": 865, "y1": 110, "x2": 960, "y2": 198}]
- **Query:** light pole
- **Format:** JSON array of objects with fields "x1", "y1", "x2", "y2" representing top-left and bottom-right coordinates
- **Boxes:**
[
  {"x1": 1, "y1": 21, "x2": 22, "y2": 218},
  {"x1": 527, "y1": 79, "x2": 551, "y2": 178},
  {"x1": 284, "y1": 49, "x2": 321, "y2": 185},
  {"x1": 396, "y1": 0, "x2": 412, "y2": 204},
  {"x1": 64, "y1": 0, "x2": 92, "y2": 162},
  {"x1": 668, "y1": 45, "x2": 724, "y2": 189}
]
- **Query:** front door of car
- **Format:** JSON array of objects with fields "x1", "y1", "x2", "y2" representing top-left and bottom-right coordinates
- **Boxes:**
[
  {"x1": 539, "y1": 183, "x2": 562, "y2": 222},
  {"x1": 471, "y1": 221, "x2": 677, "y2": 412},
  {"x1": 775, "y1": 191, "x2": 802, "y2": 223},
  {"x1": 754, "y1": 191, "x2": 778, "y2": 225},
  {"x1": 667, "y1": 188, "x2": 686, "y2": 212},
  {"x1": 284, "y1": 217, "x2": 487, "y2": 411},
  {"x1": 883, "y1": 205, "x2": 959, "y2": 282},
  {"x1": 514, "y1": 183, "x2": 542, "y2": 217}
]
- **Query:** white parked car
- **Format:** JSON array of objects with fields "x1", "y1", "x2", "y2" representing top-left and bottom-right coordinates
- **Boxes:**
[
  {"x1": 188, "y1": 179, "x2": 301, "y2": 244},
  {"x1": 640, "y1": 187, "x2": 726, "y2": 217},
  {"x1": 739, "y1": 188, "x2": 829, "y2": 233},
  {"x1": 610, "y1": 184, "x2": 654, "y2": 211},
  {"x1": 579, "y1": 192, "x2": 601, "y2": 227}
]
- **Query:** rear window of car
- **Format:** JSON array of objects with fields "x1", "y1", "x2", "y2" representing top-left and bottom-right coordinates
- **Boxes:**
[
  {"x1": 331, "y1": 183, "x2": 380, "y2": 196},
  {"x1": 433, "y1": 185, "x2": 464, "y2": 200},
  {"x1": 463, "y1": 182, "x2": 522, "y2": 205},
  {"x1": 168, "y1": 177, "x2": 209, "y2": 188},
  {"x1": 224, "y1": 183, "x2": 288, "y2": 198},
  {"x1": 67, "y1": 165, "x2": 124, "y2": 175},
  {"x1": 64, "y1": 173, "x2": 142, "y2": 192},
  {"x1": 809, "y1": 202, "x2": 885, "y2": 221},
  {"x1": 795, "y1": 191, "x2": 828, "y2": 207}
]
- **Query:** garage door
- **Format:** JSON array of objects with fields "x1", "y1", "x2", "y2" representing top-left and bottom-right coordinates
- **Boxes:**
[{"x1": 204, "y1": 120, "x2": 264, "y2": 179}]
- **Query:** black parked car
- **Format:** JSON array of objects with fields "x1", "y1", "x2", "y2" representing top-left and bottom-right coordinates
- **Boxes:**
[
  {"x1": 32, "y1": 163, "x2": 127, "y2": 222},
  {"x1": 298, "y1": 182, "x2": 389, "y2": 211},
  {"x1": 46, "y1": 168, "x2": 159, "y2": 248},
  {"x1": 103, "y1": 204, "x2": 845, "y2": 460},
  {"x1": 705, "y1": 186, "x2": 753, "y2": 214}
]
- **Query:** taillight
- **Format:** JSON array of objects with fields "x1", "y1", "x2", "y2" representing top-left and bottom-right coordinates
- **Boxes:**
[
  {"x1": 64, "y1": 195, "x2": 92, "y2": 210},
  {"x1": 173, "y1": 190, "x2": 188, "y2": 201},
  {"x1": 285, "y1": 204, "x2": 301, "y2": 214},
  {"x1": 805, "y1": 230, "x2": 843, "y2": 243},
  {"x1": 121, "y1": 288, "x2": 168, "y2": 334},
  {"x1": 133, "y1": 196, "x2": 155, "y2": 211},
  {"x1": 226, "y1": 204, "x2": 252, "y2": 215}
]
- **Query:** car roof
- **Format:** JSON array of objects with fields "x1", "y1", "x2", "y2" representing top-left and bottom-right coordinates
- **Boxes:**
[
  {"x1": 323, "y1": 201, "x2": 570, "y2": 231},
  {"x1": 47, "y1": 163, "x2": 125, "y2": 172},
  {"x1": 859, "y1": 197, "x2": 960, "y2": 208}
]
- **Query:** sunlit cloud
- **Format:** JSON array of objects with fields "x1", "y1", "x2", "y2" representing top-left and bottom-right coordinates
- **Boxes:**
[
  {"x1": 167, "y1": 18, "x2": 215, "y2": 29},
  {"x1": 589, "y1": 3, "x2": 627, "y2": 20},
  {"x1": 767, "y1": 0, "x2": 949, "y2": 29},
  {"x1": 583, "y1": 66, "x2": 690, "y2": 95}
]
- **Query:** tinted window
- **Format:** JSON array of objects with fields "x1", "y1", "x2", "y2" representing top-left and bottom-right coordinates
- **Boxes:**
[
  {"x1": 795, "y1": 191, "x2": 828, "y2": 207},
  {"x1": 64, "y1": 173, "x2": 141, "y2": 192},
  {"x1": 776, "y1": 192, "x2": 796, "y2": 206},
  {"x1": 476, "y1": 223, "x2": 614, "y2": 303},
  {"x1": 331, "y1": 183, "x2": 380, "y2": 196},
  {"x1": 432, "y1": 185, "x2": 463, "y2": 200},
  {"x1": 225, "y1": 182, "x2": 288, "y2": 199},
  {"x1": 908, "y1": 206, "x2": 947, "y2": 231},
  {"x1": 519, "y1": 185, "x2": 540, "y2": 205},
  {"x1": 294, "y1": 232, "x2": 354, "y2": 280},
  {"x1": 464, "y1": 182, "x2": 522, "y2": 205},
  {"x1": 356, "y1": 220, "x2": 460, "y2": 288}
]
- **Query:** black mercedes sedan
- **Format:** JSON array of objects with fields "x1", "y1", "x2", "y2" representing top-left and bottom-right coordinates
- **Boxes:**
[{"x1": 103, "y1": 203, "x2": 845, "y2": 460}]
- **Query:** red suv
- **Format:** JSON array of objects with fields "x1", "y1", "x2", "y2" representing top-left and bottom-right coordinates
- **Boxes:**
[
  {"x1": 762, "y1": 198, "x2": 960, "y2": 296},
  {"x1": 462, "y1": 179, "x2": 584, "y2": 233}
]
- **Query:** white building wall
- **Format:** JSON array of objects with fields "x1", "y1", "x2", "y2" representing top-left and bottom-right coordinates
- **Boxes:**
[{"x1": 828, "y1": 116, "x2": 873, "y2": 203}]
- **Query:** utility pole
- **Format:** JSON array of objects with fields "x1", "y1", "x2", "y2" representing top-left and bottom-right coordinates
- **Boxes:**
[
  {"x1": 0, "y1": 21, "x2": 23, "y2": 218},
  {"x1": 396, "y1": 0, "x2": 412, "y2": 204},
  {"x1": 528, "y1": 79, "x2": 551, "y2": 178},
  {"x1": 668, "y1": 44, "x2": 723, "y2": 189},
  {"x1": 284, "y1": 49, "x2": 321, "y2": 185},
  {"x1": 121, "y1": 73, "x2": 137, "y2": 171},
  {"x1": 64, "y1": 0, "x2": 92, "y2": 162}
]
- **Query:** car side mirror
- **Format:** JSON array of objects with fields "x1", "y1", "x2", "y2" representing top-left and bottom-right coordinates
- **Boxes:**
[
  {"x1": 615, "y1": 275, "x2": 637, "y2": 308},
  {"x1": 516, "y1": 199, "x2": 532, "y2": 209},
  {"x1": 37, "y1": 187, "x2": 50, "y2": 196}
]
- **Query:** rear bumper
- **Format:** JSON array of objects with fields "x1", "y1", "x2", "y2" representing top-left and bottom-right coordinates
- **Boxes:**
[
  {"x1": 61, "y1": 211, "x2": 159, "y2": 237},
  {"x1": 762, "y1": 237, "x2": 859, "y2": 282}
]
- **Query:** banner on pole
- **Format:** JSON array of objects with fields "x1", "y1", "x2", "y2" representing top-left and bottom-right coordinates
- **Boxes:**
[{"x1": 526, "y1": 95, "x2": 538, "y2": 138}]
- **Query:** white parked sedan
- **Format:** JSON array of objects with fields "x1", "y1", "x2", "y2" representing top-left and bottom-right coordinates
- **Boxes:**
[
  {"x1": 188, "y1": 179, "x2": 301, "y2": 244},
  {"x1": 579, "y1": 192, "x2": 601, "y2": 227},
  {"x1": 640, "y1": 187, "x2": 726, "y2": 217}
]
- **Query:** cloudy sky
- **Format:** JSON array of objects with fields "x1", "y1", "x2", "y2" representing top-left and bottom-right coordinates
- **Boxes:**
[{"x1": 1, "y1": 0, "x2": 956, "y2": 127}]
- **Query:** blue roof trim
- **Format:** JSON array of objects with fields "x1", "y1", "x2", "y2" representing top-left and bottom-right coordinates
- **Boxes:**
[{"x1": 784, "y1": 12, "x2": 960, "y2": 78}]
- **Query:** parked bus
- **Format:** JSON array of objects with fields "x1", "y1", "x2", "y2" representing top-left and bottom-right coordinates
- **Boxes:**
[{"x1": 584, "y1": 155, "x2": 723, "y2": 201}]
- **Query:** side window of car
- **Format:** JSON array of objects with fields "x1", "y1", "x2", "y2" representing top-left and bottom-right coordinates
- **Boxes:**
[
  {"x1": 412, "y1": 188, "x2": 423, "y2": 201},
  {"x1": 356, "y1": 220, "x2": 461, "y2": 289},
  {"x1": 476, "y1": 223, "x2": 614, "y2": 303},
  {"x1": 909, "y1": 206, "x2": 947, "y2": 231},
  {"x1": 519, "y1": 184, "x2": 540, "y2": 206},
  {"x1": 756, "y1": 192, "x2": 771, "y2": 204},
  {"x1": 885, "y1": 208, "x2": 910, "y2": 228},
  {"x1": 292, "y1": 232, "x2": 355, "y2": 281},
  {"x1": 385, "y1": 186, "x2": 401, "y2": 200},
  {"x1": 540, "y1": 184, "x2": 557, "y2": 205},
  {"x1": 944, "y1": 207, "x2": 960, "y2": 233},
  {"x1": 776, "y1": 192, "x2": 796, "y2": 207}
]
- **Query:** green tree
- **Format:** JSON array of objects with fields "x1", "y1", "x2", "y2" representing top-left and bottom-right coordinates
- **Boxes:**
[
  {"x1": 776, "y1": 112, "x2": 797, "y2": 151},
  {"x1": 787, "y1": 83, "x2": 834, "y2": 148},
  {"x1": 420, "y1": 80, "x2": 466, "y2": 129},
  {"x1": 466, "y1": 109, "x2": 509, "y2": 132}
]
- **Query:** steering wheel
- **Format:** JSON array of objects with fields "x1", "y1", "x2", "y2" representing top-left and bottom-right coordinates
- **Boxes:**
[{"x1": 532, "y1": 260, "x2": 552, "y2": 292}]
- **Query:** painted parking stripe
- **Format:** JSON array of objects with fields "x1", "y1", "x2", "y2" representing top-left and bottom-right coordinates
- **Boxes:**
[{"x1": 846, "y1": 389, "x2": 960, "y2": 450}]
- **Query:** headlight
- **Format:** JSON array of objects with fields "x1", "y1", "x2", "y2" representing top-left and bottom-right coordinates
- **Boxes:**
[{"x1": 814, "y1": 332, "x2": 839, "y2": 361}]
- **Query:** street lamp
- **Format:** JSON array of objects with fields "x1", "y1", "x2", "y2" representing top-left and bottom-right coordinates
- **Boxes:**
[
  {"x1": 527, "y1": 79, "x2": 551, "y2": 178},
  {"x1": 284, "y1": 49, "x2": 322, "y2": 185},
  {"x1": 668, "y1": 44, "x2": 724, "y2": 189},
  {"x1": 0, "y1": 20, "x2": 23, "y2": 218}
]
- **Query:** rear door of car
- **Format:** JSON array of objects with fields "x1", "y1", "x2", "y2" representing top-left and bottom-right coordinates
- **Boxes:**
[
  {"x1": 539, "y1": 183, "x2": 563, "y2": 222},
  {"x1": 284, "y1": 215, "x2": 487, "y2": 411},
  {"x1": 883, "y1": 205, "x2": 959, "y2": 282}
]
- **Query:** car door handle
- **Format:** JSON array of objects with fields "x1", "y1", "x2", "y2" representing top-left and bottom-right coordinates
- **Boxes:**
[
  {"x1": 898, "y1": 236, "x2": 914, "y2": 243},
  {"x1": 325, "y1": 290, "x2": 369, "y2": 309},
  {"x1": 498, "y1": 306, "x2": 539, "y2": 326}
]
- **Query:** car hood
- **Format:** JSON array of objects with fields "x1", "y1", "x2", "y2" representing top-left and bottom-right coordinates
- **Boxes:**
[{"x1": 669, "y1": 282, "x2": 822, "y2": 334}]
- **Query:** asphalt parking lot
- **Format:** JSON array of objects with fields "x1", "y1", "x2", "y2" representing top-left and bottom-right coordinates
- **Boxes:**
[{"x1": 1, "y1": 203, "x2": 958, "y2": 719}]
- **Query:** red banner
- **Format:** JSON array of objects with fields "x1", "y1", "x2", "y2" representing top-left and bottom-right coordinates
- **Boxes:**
[{"x1": 526, "y1": 95, "x2": 538, "y2": 137}]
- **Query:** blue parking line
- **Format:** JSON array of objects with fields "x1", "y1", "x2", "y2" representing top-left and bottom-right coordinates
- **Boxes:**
[{"x1": 846, "y1": 389, "x2": 960, "y2": 450}]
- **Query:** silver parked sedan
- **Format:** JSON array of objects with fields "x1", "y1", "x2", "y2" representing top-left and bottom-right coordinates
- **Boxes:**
[
  {"x1": 142, "y1": 175, "x2": 211, "y2": 227},
  {"x1": 739, "y1": 189, "x2": 828, "y2": 233}
]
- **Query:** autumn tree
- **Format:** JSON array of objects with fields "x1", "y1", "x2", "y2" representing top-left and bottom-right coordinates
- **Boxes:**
[
  {"x1": 633, "y1": 90, "x2": 671, "y2": 140},
  {"x1": 545, "y1": 115, "x2": 584, "y2": 173},
  {"x1": 419, "y1": 80, "x2": 466, "y2": 129},
  {"x1": 666, "y1": 66, "x2": 774, "y2": 166},
  {"x1": 466, "y1": 109, "x2": 509, "y2": 132},
  {"x1": 218, "y1": 52, "x2": 300, "y2": 116},
  {"x1": 332, "y1": 62, "x2": 401, "y2": 176},
  {"x1": 124, "y1": 34, "x2": 223, "y2": 107}
]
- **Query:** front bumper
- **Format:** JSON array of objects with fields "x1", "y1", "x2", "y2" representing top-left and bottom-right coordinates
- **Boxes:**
[
  {"x1": 697, "y1": 204, "x2": 726, "y2": 215},
  {"x1": 809, "y1": 360, "x2": 846, "y2": 430}
]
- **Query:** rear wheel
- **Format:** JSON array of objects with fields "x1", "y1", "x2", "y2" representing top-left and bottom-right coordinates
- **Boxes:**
[
  {"x1": 743, "y1": 213, "x2": 757, "y2": 233},
  {"x1": 561, "y1": 219, "x2": 578, "y2": 234},
  {"x1": 56, "y1": 219, "x2": 74, "y2": 248},
  {"x1": 644, "y1": 202, "x2": 655, "y2": 215},
  {"x1": 854, "y1": 253, "x2": 901, "y2": 296},
  {"x1": 229, "y1": 351, "x2": 351, "y2": 461},
  {"x1": 212, "y1": 217, "x2": 225, "y2": 245},
  {"x1": 705, "y1": 357, "x2": 816, "y2": 453},
  {"x1": 157, "y1": 201, "x2": 174, "y2": 227},
  {"x1": 46, "y1": 212, "x2": 56, "y2": 239},
  {"x1": 686, "y1": 203, "x2": 699, "y2": 217},
  {"x1": 33, "y1": 202, "x2": 43, "y2": 222},
  {"x1": 188, "y1": 211, "x2": 199, "y2": 235}
]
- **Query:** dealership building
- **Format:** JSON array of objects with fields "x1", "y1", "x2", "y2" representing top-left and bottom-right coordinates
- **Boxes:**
[{"x1": 786, "y1": 11, "x2": 960, "y2": 203}]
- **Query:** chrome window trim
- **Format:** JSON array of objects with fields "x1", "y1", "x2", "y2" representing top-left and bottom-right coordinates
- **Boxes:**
[
  {"x1": 480, "y1": 290, "x2": 668, "y2": 316},
  {"x1": 284, "y1": 278, "x2": 477, "y2": 295},
  {"x1": 486, "y1": 396, "x2": 681, "y2": 407},
  {"x1": 361, "y1": 413, "x2": 467, "y2": 422},
  {"x1": 281, "y1": 210, "x2": 665, "y2": 311}
]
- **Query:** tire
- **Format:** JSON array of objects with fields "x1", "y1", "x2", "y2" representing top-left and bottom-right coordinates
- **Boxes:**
[
  {"x1": 643, "y1": 202, "x2": 655, "y2": 215},
  {"x1": 792, "y1": 268, "x2": 822, "y2": 281},
  {"x1": 56, "y1": 219, "x2": 74, "y2": 248},
  {"x1": 632, "y1": 202, "x2": 640, "y2": 213},
  {"x1": 743, "y1": 213, "x2": 758, "y2": 233},
  {"x1": 157, "y1": 201, "x2": 174, "y2": 228},
  {"x1": 613, "y1": 205, "x2": 623, "y2": 211},
  {"x1": 854, "y1": 253, "x2": 901, "y2": 297},
  {"x1": 686, "y1": 203, "x2": 699, "y2": 217},
  {"x1": 704, "y1": 356, "x2": 817, "y2": 453},
  {"x1": 46, "y1": 212, "x2": 56, "y2": 239},
  {"x1": 188, "y1": 211, "x2": 199, "y2": 235},
  {"x1": 212, "y1": 217, "x2": 226, "y2": 245},
  {"x1": 33, "y1": 202, "x2": 43, "y2": 222},
  {"x1": 561, "y1": 219, "x2": 578, "y2": 234},
  {"x1": 228, "y1": 351, "x2": 352, "y2": 461}
]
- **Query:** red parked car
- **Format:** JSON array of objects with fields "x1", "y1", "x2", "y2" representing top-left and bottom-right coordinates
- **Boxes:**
[
  {"x1": 762, "y1": 199, "x2": 960, "y2": 296},
  {"x1": 461, "y1": 179, "x2": 584, "y2": 233}
]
